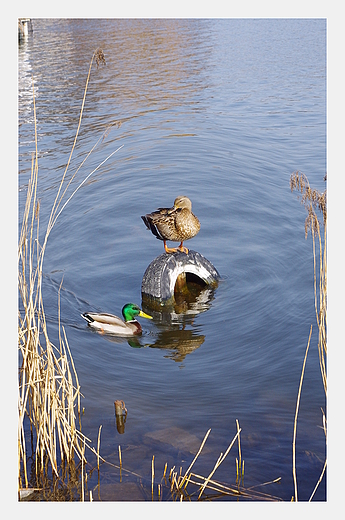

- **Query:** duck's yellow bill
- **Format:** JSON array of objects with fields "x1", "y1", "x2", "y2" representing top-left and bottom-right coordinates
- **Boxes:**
[{"x1": 139, "y1": 310, "x2": 153, "y2": 320}]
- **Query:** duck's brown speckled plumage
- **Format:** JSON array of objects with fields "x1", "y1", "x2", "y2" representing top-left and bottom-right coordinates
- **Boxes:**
[{"x1": 141, "y1": 196, "x2": 200, "y2": 254}]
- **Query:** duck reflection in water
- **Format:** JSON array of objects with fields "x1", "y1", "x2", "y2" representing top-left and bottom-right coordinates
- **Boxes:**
[
  {"x1": 89, "y1": 318, "x2": 205, "y2": 362},
  {"x1": 89, "y1": 281, "x2": 216, "y2": 362},
  {"x1": 140, "y1": 280, "x2": 217, "y2": 363},
  {"x1": 148, "y1": 325, "x2": 205, "y2": 363}
]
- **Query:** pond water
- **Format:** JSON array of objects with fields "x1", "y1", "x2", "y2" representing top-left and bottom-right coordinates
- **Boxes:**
[{"x1": 18, "y1": 18, "x2": 327, "y2": 501}]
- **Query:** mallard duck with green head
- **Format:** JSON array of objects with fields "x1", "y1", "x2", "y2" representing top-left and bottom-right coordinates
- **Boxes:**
[
  {"x1": 81, "y1": 303, "x2": 152, "y2": 336},
  {"x1": 141, "y1": 195, "x2": 200, "y2": 254}
]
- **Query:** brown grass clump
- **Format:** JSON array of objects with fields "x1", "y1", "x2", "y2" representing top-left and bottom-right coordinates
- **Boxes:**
[
  {"x1": 290, "y1": 171, "x2": 327, "y2": 501},
  {"x1": 290, "y1": 171, "x2": 327, "y2": 395},
  {"x1": 18, "y1": 105, "x2": 86, "y2": 491},
  {"x1": 18, "y1": 48, "x2": 122, "y2": 498}
]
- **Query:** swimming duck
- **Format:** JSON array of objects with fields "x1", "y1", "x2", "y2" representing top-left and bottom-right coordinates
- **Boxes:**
[
  {"x1": 81, "y1": 303, "x2": 152, "y2": 336},
  {"x1": 141, "y1": 195, "x2": 200, "y2": 254}
]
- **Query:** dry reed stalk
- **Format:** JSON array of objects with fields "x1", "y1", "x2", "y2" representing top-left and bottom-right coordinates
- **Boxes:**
[
  {"x1": 235, "y1": 418, "x2": 244, "y2": 484},
  {"x1": 236, "y1": 419, "x2": 241, "y2": 467},
  {"x1": 81, "y1": 437, "x2": 85, "y2": 502},
  {"x1": 165, "y1": 426, "x2": 274, "y2": 502},
  {"x1": 118, "y1": 445, "x2": 122, "y2": 467},
  {"x1": 178, "y1": 428, "x2": 211, "y2": 489},
  {"x1": 18, "y1": 48, "x2": 119, "y2": 494},
  {"x1": 198, "y1": 428, "x2": 241, "y2": 499},
  {"x1": 308, "y1": 407, "x2": 327, "y2": 501},
  {"x1": 97, "y1": 425, "x2": 102, "y2": 471},
  {"x1": 309, "y1": 458, "x2": 327, "y2": 502},
  {"x1": 77, "y1": 439, "x2": 143, "y2": 480},
  {"x1": 189, "y1": 473, "x2": 240, "y2": 497},
  {"x1": 292, "y1": 325, "x2": 312, "y2": 502},
  {"x1": 151, "y1": 455, "x2": 155, "y2": 498},
  {"x1": 290, "y1": 172, "x2": 327, "y2": 396},
  {"x1": 290, "y1": 172, "x2": 327, "y2": 501},
  {"x1": 188, "y1": 473, "x2": 282, "y2": 501},
  {"x1": 45, "y1": 49, "x2": 105, "y2": 239}
]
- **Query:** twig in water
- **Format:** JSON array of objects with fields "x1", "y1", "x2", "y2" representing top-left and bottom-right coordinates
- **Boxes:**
[
  {"x1": 151, "y1": 455, "x2": 155, "y2": 498},
  {"x1": 198, "y1": 428, "x2": 241, "y2": 499},
  {"x1": 309, "y1": 407, "x2": 327, "y2": 501},
  {"x1": 81, "y1": 436, "x2": 86, "y2": 502},
  {"x1": 309, "y1": 458, "x2": 327, "y2": 501},
  {"x1": 179, "y1": 428, "x2": 211, "y2": 489},
  {"x1": 97, "y1": 425, "x2": 102, "y2": 471},
  {"x1": 118, "y1": 445, "x2": 122, "y2": 467},
  {"x1": 189, "y1": 473, "x2": 282, "y2": 501}
]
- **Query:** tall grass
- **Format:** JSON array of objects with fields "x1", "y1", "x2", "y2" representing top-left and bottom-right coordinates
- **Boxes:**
[
  {"x1": 290, "y1": 172, "x2": 327, "y2": 501},
  {"x1": 17, "y1": 48, "x2": 121, "y2": 494}
]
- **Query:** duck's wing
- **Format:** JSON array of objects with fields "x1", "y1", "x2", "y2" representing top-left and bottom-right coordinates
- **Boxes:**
[
  {"x1": 82, "y1": 312, "x2": 126, "y2": 327},
  {"x1": 82, "y1": 312, "x2": 140, "y2": 336},
  {"x1": 141, "y1": 206, "x2": 180, "y2": 241},
  {"x1": 156, "y1": 205, "x2": 176, "y2": 215}
]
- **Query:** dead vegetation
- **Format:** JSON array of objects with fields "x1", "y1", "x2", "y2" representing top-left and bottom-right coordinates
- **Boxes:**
[
  {"x1": 18, "y1": 48, "x2": 120, "y2": 497},
  {"x1": 290, "y1": 171, "x2": 327, "y2": 501}
]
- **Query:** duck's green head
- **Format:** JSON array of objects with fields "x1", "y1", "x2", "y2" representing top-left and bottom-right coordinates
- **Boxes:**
[{"x1": 122, "y1": 303, "x2": 153, "y2": 322}]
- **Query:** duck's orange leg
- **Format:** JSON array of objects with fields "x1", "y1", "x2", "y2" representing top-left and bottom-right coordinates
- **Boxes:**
[
  {"x1": 177, "y1": 241, "x2": 189, "y2": 254},
  {"x1": 164, "y1": 240, "x2": 178, "y2": 254}
]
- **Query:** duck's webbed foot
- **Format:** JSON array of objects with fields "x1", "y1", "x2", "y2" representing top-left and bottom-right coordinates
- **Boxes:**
[
  {"x1": 177, "y1": 242, "x2": 189, "y2": 254},
  {"x1": 164, "y1": 240, "x2": 178, "y2": 254}
]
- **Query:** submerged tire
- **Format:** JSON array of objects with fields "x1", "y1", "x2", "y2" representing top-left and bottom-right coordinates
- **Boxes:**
[{"x1": 141, "y1": 249, "x2": 220, "y2": 303}]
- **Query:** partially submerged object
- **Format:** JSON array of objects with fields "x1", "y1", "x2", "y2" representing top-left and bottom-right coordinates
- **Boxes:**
[
  {"x1": 141, "y1": 249, "x2": 220, "y2": 309},
  {"x1": 114, "y1": 400, "x2": 127, "y2": 434}
]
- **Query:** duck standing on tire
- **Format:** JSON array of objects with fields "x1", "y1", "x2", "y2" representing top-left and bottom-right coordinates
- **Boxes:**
[{"x1": 141, "y1": 196, "x2": 200, "y2": 254}]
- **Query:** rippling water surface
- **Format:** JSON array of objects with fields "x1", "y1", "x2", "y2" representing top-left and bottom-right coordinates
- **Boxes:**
[{"x1": 18, "y1": 18, "x2": 326, "y2": 501}]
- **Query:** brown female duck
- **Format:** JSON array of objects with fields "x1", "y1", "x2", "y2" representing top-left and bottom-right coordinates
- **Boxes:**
[{"x1": 141, "y1": 195, "x2": 200, "y2": 254}]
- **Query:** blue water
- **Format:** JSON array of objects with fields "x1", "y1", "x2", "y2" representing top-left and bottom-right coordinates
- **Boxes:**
[{"x1": 18, "y1": 18, "x2": 326, "y2": 501}]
